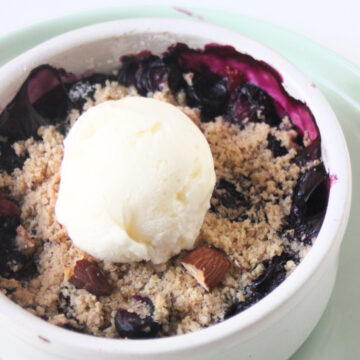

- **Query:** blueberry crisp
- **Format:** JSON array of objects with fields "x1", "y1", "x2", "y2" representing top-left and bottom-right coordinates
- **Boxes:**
[{"x1": 0, "y1": 44, "x2": 329, "y2": 338}]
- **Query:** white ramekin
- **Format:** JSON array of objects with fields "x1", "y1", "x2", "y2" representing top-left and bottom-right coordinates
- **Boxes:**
[{"x1": 0, "y1": 19, "x2": 351, "y2": 360}]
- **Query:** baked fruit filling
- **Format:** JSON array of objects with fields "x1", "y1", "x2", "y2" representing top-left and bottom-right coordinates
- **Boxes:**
[{"x1": 0, "y1": 43, "x2": 328, "y2": 338}]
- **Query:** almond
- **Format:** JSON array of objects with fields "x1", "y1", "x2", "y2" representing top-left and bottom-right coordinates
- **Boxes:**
[
  {"x1": 68, "y1": 259, "x2": 111, "y2": 296},
  {"x1": 0, "y1": 196, "x2": 20, "y2": 217},
  {"x1": 181, "y1": 246, "x2": 230, "y2": 292}
]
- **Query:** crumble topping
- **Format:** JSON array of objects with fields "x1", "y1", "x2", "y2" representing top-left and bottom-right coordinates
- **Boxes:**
[{"x1": 0, "y1": 80, "x2": 312, "y2": 337}]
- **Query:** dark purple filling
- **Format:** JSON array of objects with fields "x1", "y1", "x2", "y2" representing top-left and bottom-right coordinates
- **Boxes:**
[
  {"x1": 225, "y1": 250, "x2": 298, "y2": 318},
  {"x1": 114, "y1": 296, "x2": 161, "y2": 339},
  {"x1": 266, "y1": 134, "x2": 288, "y2": 157},
  {"x1": 0, "y1": 43, "x2": 329, "y2": 327},
  {"x1": 289, "y1": 164, "x2": 328, "y2": 245},
  {"x1": 0, "y1": 197, "x2": 36, "y2": 280},
  {"x1": 213, "y1": 179, "x2": 248, "y2": 210},
  {"x1": 173, "y1": 44, "x2": 319, "y2": 140}
]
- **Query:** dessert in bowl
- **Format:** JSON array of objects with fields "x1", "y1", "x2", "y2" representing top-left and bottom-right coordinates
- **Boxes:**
[{"x1": 0, "y1": 18, "x2": 351, "y2": 360}]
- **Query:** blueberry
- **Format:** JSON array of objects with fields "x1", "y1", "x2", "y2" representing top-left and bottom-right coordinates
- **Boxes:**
[
  {"x1": 114, "y1": 308, "x2": 160, "y2": 339},
  {"x1": 0, "y1": 65, "x2": 71, "y2": 142},
  {"x1": 117, "y1": 54, "x2": 184, "y2": 96},
  {"x1": 225, "y1": 251, "x2": 297, "y2": 319},
  {"x1": 293, "y1": 136, "x2": 321, "y2": 166},
  {"x1": 185, "y1": 71, "x2": 229, "y2": 121},
  {"x1": 250, "y1": 253, "x2": 292, "y2": 296},
  {"x1": 138, "y1": 58, "x2": 183, "y2": 95},
  {"x1": 289, "y1": 165, "x2": 328, "y2": 244},
  {"x1": 114, "y1": 296, "x2": 161, "y2": 339},
  {"x1": 0, "y1": 198, "x2": 36, "y2": 279},
  {"x1": 291, "y1": 212, "x2": 325, "y2": 245},
  {"x1": 0, "y1": 215, "x2": 20, "y2": 231},
  {"x1": 68, "y1": 81, "x2": 96, "y2": 110},
  {"x1": 117, "y1": 53, "x2": 144, "y2": 87},
  {"x1": 0, "y1": 141, "x2": 26, "y2": 173},
  {"x1": 225, "y1": 296, "x2": 256, "y2": 319},
  {"x1": 225, "y1": 83, "x2": 280, "y2": 127},
  {"x1": 134, "y1": 57, "x2": 168, "y2": 95},
  {"x1": 32, "y1": 84, "x2": 69, "y2": 126},
  {"x1": 131, "y1": 295, "x2": 155, "y2": 313},
  {"x1": 0, "y1": 229, "x2": 25, "y2": 278},
  {"x1": 212, "y1": 178, "x2": 247, "y2": 210}
]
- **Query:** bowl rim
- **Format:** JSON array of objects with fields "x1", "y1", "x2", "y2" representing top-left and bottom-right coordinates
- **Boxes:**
[{"x1": 0, "y1": 17, "x2": 352, "y2": 355}]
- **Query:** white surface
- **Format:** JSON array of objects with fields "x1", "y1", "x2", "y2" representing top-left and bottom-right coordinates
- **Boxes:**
[
  {"x1": 0, "y1": 0, "x2": 359, "y2": 68},
  {"x1": 0, "y1": 18, "x2": 351, "y2": 360},
  {"x1": 56, "y1": 97, "x2": 215, "y2": 264}
]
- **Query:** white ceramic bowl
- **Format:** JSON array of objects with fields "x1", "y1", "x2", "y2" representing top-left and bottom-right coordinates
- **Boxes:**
[{"x1": 0, "y1": 19, "x2": 351, "y2": 360}]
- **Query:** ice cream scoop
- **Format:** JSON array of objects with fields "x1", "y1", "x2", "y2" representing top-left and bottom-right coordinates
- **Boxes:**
[{"x1": 55, "y1": 97, "x2": 216, "y2": 264}]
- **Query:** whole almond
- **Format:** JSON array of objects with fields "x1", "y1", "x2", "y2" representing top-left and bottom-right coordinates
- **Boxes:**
[
  {"x1": 181, "y1": 246, "x2": 230, "y2": 292},
  {"x1": 68, "y1": 259, "x2": 111, "y2": 296}
]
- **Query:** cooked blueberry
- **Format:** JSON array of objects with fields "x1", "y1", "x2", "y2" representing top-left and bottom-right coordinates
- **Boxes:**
[
  {"x1": 0, "y1": 226, "x2": 37, "y2": 280},
  {"x1": 211, "y1": 179, "x2": 249, "y2": 221},
  {"x1": 0, "y1": 229, "x2": 25, "y2": 278},
  {"x1": 293, "y1": 136, "x2": 321, "y2": 166},
  {"x1": 117, "y1": 53, "x2": 143, "y2": 87},
  {"x1": 225, "y1": 251, "x2": 297, "y2": 319},
  {"x1": 225, "y1": 296, "x2": 257, "y2": 319},
  {"x1": 0, "y1": 141, "x2": 26, "y2": 173},
  {"x1": 32, "y1": 86, "x2": 68, "y2": 125},
  {"x1": 0, "y1": 198, "x2": 36, "y2": 279},
  {"x1": 186, "y1": 71, "x2": 229, "y2": 120},
  {"x1": 118, "y1": 54, "x2": 184, "y2": 96},
  {"x1": 292, "y1": 212, "x2": 325, "y2": 245},
  {"x1": 0, "y1": 65, "x2": 71, "y2": 142},
  {"x1": 134, "y1": 57, "x2": 167, "y2": 95},
  {"x1": 225, "y1": 83, "x2": 280, "y2": 127},
  {"x1": 67, "y1": 74, "x2": 114, "y2": 115},
  {"x1": 289, "y1": 165, "x2": 328, "y2": 243},
  {"x1": 166, "y1": 64, "x2": 185, "y2": 93},
  {"x1": 291, "y1": 165, "x2": 327, "y2": 218},
  {"x1": 213, "y1": 179, "x2": 247, "y2": 209},
  {"x1": 114, "y1": 308, "x2": 160, "y2": 339},
  {"x1": 266, "y1": 134, "x2": 287, "y2": 157},
  {"x1": 68, "y1": 81, "x2": 96, "y2": 110},
  {"x1": 0, "y1": 215, "x2": 20, "y2": 231},
  {"x1": 12, "y1": 257, "x2": 37, "y2": 280},
  {"x1": 131, "y1": 295, "x2": 154, "y2": 313},
  {"x1": 251, "y1": 257, "x2": 286, "y2": 296},
  {"x1": 139, "y1": 58, "x2": 183, "y2": 95},
  {"x1": 251, "y1": 262, "x2": 285, "y2": 295},
  {"x1": 252, "y1": 252, "x2": 297, "y2": 296},
  {"x1": 114, "y1": 296, "x2": 160, "y2": 339}
]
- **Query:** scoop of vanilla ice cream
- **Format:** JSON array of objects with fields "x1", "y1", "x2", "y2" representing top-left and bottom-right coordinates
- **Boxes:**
[{"x1": 55, "y1": 97, "x2": 216, "y2": 264}]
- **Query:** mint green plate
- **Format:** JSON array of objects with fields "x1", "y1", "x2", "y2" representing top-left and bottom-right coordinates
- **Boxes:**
[{"x1": 0, "y1": 5, "x2": 359, "y2": 360}]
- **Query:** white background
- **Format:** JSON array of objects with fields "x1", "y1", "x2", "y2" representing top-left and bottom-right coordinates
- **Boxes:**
[{"x1": 0, "y1": 0, "x2": 359, "y2": 67}]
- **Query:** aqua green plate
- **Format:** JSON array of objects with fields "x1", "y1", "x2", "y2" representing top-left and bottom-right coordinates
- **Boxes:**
[{"x1": 0, "y1": 5, "x2": 359, "y2": 360}]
